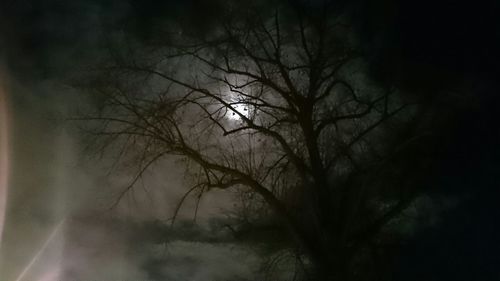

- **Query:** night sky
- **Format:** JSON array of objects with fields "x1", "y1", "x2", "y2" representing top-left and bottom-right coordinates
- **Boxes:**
[{"x1": 1, "y1": 0, "x2": 499, "y2": 280}]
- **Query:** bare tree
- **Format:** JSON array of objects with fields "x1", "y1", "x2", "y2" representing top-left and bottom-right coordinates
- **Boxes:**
[{"x1": 80, "y1": 2, "x2": 425, "y2": 280}]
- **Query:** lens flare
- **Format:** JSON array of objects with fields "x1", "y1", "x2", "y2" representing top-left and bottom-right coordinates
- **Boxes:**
[
  {"x1": 14, "y1": 219, "x2": 66, "y2": 281},
  {"x1": 0, "y1": 70, "x2": 10, "y2": 251}
]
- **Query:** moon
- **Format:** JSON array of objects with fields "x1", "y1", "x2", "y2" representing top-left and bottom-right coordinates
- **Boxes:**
[
  {"x1": 225, "y1": 91, "x2": 250, "y2": 121},
  {"x1": 228, "y1": 103, "x2": 249, "y2": 120}
]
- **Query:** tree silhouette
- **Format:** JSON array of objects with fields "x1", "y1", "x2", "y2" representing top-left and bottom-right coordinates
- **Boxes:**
[{"x1": 81, "y1": 2, "x2": 428, "y2": 280}]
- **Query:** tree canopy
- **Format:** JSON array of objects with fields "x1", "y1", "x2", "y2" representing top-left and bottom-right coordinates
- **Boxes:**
[{"x1": 81, "y1": 2, "x2": 433, "y2": 280}]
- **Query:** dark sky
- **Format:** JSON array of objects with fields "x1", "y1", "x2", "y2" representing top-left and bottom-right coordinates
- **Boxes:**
[
  {"x1": 2, "y1": 0, "x2": 500, "y2": 93},
  {"x1": 351, "y1": 2, "x2": 500, "y2": 280}
]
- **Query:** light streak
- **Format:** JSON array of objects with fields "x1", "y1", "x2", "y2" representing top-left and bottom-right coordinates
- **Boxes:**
[
  {"x1": 0, "y1": 70, "x2": 10, "y2": 250},
  {"x1": 14, "y1": 219, "x2": 66, "y2": 281}
]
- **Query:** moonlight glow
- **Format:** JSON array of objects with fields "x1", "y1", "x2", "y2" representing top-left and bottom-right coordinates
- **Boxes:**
[{"x1": 226, "y1": 91, "x2": 251, "y2": 120}]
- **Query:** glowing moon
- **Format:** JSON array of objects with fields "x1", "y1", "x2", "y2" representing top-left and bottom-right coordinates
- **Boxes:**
[
  {"x1": 227, "y1": 103, "x2": 249, "y2": 120},
  {"x1": 225, "y1": 91, "x2": 250, "y2": 120}
]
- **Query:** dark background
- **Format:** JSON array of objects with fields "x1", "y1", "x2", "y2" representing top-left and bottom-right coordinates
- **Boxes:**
[{"x1": 352, "y1": 1, "x2": 500, "y2": 280}]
